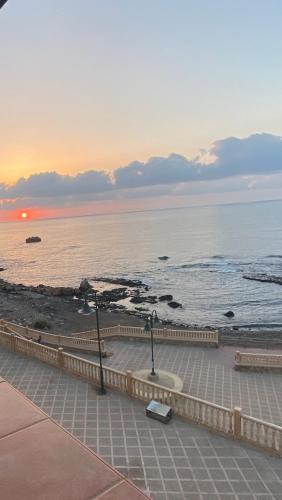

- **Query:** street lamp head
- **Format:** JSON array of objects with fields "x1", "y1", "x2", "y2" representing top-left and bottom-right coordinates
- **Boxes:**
[
  {"x1": 152, "y1": 311, "x2": 160, "y2": 325},
  {"x1": 144, "y1": 317, "x2": 151, "y2": 332}
]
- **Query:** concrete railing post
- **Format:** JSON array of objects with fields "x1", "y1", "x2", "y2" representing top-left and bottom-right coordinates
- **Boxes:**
[
  {"x1": 58, "y1": 347, "x2": 64, "y2": 368},
  {"x1": 126, "y1": 370, "x2": 133, "y2": 397},
  {"x1": 10, "y1": 333, "x2": 16, "y2": 352},
  {"x1": 233, "y1": 406, "x2": 242, "y2": 439},
  {"x1": 235, "y1": 351, "x2": 241, "y2": 365}
]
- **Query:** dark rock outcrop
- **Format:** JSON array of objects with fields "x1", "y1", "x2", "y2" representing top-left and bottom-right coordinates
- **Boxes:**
[
  {"x1": 130, "y1": 296, "x2": 144, "y2": 304},
  {"x1": 159, "y1": 294, "x2": 173, "y2": 302},
  {"x1": 26, "y1": 236, "x2": 41, "y2": 243},
  {"x1": 168, "y1": 301, "x2": 182, "y2": 309},
  {"x1": 94, "y1": 277, "x2": 147, "y2": 288},
  {"x1": 243, "y1": 274, "x2": 282, "y2": 285},
  {"x1": 158, "y1": 256, "x2": 170, "y2": 261},
  {"x1": 130, "y1": 294, "x2": 158, "y2": 305},
  {"x1": 224, "y1": 310, "x2": 235, "y2": 318},
  {"x1": 79, "y1": 279, "x2": 92, "y2": 293},
  {"x1": 100, "y1": 288, "x2": 128, "y2": 302}
]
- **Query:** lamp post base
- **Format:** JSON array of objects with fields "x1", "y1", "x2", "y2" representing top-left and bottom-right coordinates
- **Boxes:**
[
  {"x1": 96, "y1": 387, "x2": 107, "y2": 396},
  {"x1": 148, "y1": 372, "x2": 158, "y2": 382}
]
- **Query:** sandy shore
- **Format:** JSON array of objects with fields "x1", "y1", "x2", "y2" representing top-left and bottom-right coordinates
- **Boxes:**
[{"x1": 0, "y1": 281, "x2": 146, "y2": 335}]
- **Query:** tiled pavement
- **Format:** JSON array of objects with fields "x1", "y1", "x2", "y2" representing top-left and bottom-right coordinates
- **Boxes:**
[
  {"x1": 0, "y1": 347, "x2": 282, "y2": 500},
  {"x1": 98, "y1": 341, "x2": 282, "y2": 426}
]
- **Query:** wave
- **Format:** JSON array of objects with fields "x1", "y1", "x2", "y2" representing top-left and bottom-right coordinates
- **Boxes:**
[
  {"x1": 178, "y1": 261, "x2": 239, "y2": 273},
  {"x1": 266, "y1": 254, "x2": 282, "y2": 259}
]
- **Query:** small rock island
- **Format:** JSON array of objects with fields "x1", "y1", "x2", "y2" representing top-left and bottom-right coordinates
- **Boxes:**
[{"x1": 26, "y1": 236, "x2": 42, "y2": 244}]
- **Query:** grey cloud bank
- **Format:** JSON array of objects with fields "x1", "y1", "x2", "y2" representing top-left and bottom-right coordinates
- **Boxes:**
[{"x1": 1, "y1": 133, "x2": 282, "y2": 208}]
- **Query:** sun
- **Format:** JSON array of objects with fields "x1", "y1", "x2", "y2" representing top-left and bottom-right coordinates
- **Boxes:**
[{"x1": 21, "y1": 212, "x2": 28, "y2": 219}]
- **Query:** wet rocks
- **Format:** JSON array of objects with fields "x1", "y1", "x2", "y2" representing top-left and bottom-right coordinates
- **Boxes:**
[
  {"x1": 26, "y1": 236, "x2": 41, "y2": 243},
  {"x1": 94, "y1": 277, "x2": 147, "y2": 288},
  {"x1": 52, "y1": 287, "x2": 75, "y2": 297},
  {"x1": 130, "y1": 294, "x2": 158, "y2": 305},
  {"x1": 159, "y1": 294, "x2": 173, "y2": 302},
  {"x1": 168, "y1": 301, "x2": 182, "y2": 309},
  {"x1": 130, "y1": 296, "x2": 144, "y2": 304},
  {"x1": 158, "y1": 256, "x2": 170, "y2": 261},
  {"x1": 100, "y1": 288, "x2": 128, "y2": 302},
  {"x1": 243, "y1": 274, "x2": 282, "y2": 285},
  {"x1": 224, "y1": 310, "x2": 235, "y2": 318},
  {"x1": 79, "y1": 279, "x2": 92, "y2": 293}
]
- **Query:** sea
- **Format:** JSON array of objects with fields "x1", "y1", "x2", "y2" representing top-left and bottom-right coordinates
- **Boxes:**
[{"x1": 1, "y1": 200, "x2": 282, "y2": 329}]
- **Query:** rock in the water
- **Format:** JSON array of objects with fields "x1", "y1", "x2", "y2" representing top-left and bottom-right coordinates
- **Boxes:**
[
  {"x1": 159, "y1": 294, "x2": 173, "y2": 302},
  {"x1": 79, "y1": 279, "x2": 92, "y2": 293},
  {"x1": 26, "y1": 236, "x2": 41, "y2": 244},
  {"x1": 224, "y1": 310, "x2": 235, "y2": 318},
  {"x1": 100, "y1": 287, "x2": 128, "y2": 302},
  {"x1": 94, "y1": 277, "x2": 146, "y2": 288},
  {"x1": 158, "y1": 256, "x2": 170, "y2": 261},
  {"x1": 168, "y1": 301, "x2": 182, "y2": 309},
  {"x1": 130, "y1": 295, "x2": 158, "y2": 305},
  {"x1": 130, "y1": 296, "x2": 144, "y2": 304},
  {"x1": 243, "y1": 274, "x2": 282, "y2": 285}
]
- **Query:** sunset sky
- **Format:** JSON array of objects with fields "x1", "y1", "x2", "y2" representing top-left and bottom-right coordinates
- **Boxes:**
[{"x1": 1, "y1": 1, "x2": 282, "y2": 220}]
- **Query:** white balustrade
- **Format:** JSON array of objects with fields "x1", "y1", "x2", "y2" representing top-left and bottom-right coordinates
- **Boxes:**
[
  {"x1": 1, "y1": 320, "x2": 105, "y2": 355},
  {"x1": 72, "y1": 324, "x2": 218, "y2": 345},
  {"x1": 235, "y1": 351, "x2": 282, "y2": 370},
  {"x1": 241, "y1": 414, "x2": 281, "y2": 455}
]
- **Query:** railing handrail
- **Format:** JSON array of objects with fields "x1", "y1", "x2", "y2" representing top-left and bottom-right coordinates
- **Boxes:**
[
  {"x1": 0, "y1": 320, "x2": 105, "y2": 354},
  {"x1": 72, "y1": 324, "x2": 219, "y2": 343},
  {"x1": 235, "y1": 350, "x2": 282, "y2": 369},
  {"x1": 241, "y1": 412, "x2": 282, "y2": 431},
  {"x1": 239, "y1": 352, "x2": 282, "y2": 360},
  {"x1": 132, "y1": 374, "x2": 231, "y2": 412}
]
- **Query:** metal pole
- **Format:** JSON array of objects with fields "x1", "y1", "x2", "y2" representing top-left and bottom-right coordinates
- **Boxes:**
[
  {"x1": 0, "y1": 1, "x2": 9, "y2": 10},
  {"x1": 150, "y1": 315, "x2": 155, "y2": 376},
  {"x1": 94, "y1": 291, "x2": 106, "y2": 395}
]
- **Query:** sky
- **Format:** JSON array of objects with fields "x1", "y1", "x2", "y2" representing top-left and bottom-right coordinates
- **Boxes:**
[{"x1": 1, "y1": 0, "x2": 282, "y2": 221}]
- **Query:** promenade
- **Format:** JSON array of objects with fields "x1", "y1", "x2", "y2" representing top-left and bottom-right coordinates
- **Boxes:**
[
  {"x1": 0, "y1": 345, "x2": 282, "y2": 500},
  {"x1": 100, "y1": 341, "x2": 282, "y2": 426}
]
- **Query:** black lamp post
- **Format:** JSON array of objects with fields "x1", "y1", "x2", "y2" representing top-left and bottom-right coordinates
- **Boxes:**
[
  {"x1": 144, "y1": 310, "x2": 159, "y2": 376},
  {"x1": 0, "y1": 1, "x2": 9, "y2": 10},
  {"x1": 93, "y1": 290, "x2": 106, "y2": 395},
  {"x1": 78, "y1": 280, "x2": 106, "y2": 395}
]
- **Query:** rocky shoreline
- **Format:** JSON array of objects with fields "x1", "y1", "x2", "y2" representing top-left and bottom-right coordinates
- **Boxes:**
[{"x1": 0, "y1": 277, "x2": 282, "y2": 347}]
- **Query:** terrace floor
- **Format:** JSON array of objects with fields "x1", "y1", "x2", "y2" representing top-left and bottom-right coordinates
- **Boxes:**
[
  {"x1": 98, "y1": 341, "x2": 282, "y2": 426},
  {"x1": 0, "y1": 346, "x2": 282, "y2": 500}
]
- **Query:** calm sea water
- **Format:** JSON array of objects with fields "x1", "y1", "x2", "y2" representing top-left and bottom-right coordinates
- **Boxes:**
[{"x1": 1, "y1": 200, "x2": 282, "y2": 328}]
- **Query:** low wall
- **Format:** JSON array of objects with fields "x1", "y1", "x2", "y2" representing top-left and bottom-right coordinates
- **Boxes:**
[
  {"x1": 0, "y1": 327, "x2": 280, "y2": 457},
  {"x1": 73, "y1": 325, "x2": 219, "y2": 346},
  {"x1": 235, "y1": 351, "x2": 282, "y2": 370},
  {"x1": 0, "y1": 320, "x2": 106, "y2": 356}
]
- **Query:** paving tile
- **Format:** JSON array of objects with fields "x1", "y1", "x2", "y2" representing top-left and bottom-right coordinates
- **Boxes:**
[{"x1": 0, "y1": 382, "x2": 47, "y2": 438}]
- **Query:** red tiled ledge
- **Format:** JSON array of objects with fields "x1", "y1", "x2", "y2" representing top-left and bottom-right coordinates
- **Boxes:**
[{"x1": 0, "y1": 377, "x2": 150, "y2": 500}]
